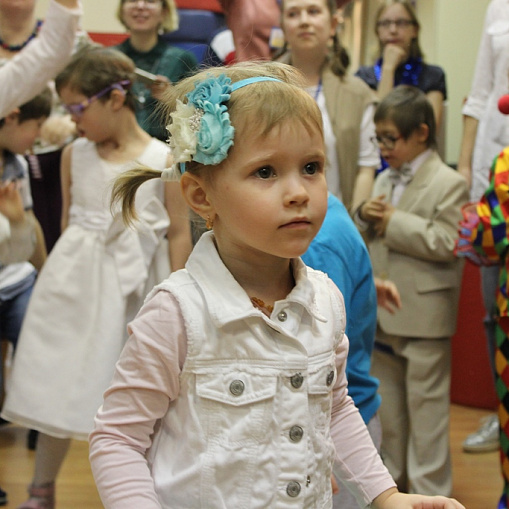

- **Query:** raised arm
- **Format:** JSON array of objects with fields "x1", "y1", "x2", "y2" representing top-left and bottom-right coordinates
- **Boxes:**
[{"x1": 0, "y1": 0, "x2": 82, "y2": 118}]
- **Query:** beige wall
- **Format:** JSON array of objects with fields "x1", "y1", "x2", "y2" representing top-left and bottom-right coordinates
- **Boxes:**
[
  {"x1": 416, "y1": 0, "x2": 491, "y2": 164},
  {"x1": 36, "y1": 0, "x2": 492, "y2": 164},
  {"x1": 35, "y1": 0, "x2": 124, "y2": 32}
]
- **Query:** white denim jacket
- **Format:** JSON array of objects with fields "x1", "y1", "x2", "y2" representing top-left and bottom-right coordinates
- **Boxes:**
[{"x1": 90, "y1": 232, "x2": 395, "y2": 508}]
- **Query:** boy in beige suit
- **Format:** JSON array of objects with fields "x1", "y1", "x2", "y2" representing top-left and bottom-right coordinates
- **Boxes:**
[{"x1": 355, "y1": 85, "x2": 469, "y2": 497}]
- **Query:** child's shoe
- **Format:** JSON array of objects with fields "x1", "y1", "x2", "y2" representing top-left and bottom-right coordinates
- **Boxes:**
[{"x1": 17, "y1": 482, "x2": 54, "y2": 509}]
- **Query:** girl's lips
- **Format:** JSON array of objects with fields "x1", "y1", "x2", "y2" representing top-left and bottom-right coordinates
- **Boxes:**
[{"x1": 280, "y1": 219, "x2": 311, "y2": 229}]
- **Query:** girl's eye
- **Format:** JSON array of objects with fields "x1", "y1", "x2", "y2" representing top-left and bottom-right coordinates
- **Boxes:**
[
  {"x1": 254, "y1": 166, "x2": 275, "y2": 179},
  {"x1": 303, "y1": 162, "x2": 320, "y2": 175}
]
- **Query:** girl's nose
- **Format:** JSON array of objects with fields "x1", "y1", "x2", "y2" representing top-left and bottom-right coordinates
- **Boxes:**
[
  {"x1": 298, "y1": 11, "x2": 310, "y2": 24},
  {"x1": 285, "y1": 176, "x2": 309, "y2": 206}
]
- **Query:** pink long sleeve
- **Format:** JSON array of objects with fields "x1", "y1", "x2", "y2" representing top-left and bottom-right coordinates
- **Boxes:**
[
  {"x1": 328, "y1": 284, "x2": 396, "y2": 505},
  {"x1": 89, "y1": 291, "x2": 186, "y2": 509}
]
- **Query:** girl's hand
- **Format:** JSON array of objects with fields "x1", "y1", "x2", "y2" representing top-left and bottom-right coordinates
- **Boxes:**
[
  {"x1": 374, "y1": 278, "x2": 401, "y2": 314},
  {"x1": 0, "y1": 181, "x2": 25, "y2": 224},
  {"x1": 150, "y1": 76, "x2": 171, "y2": 101},
  {"x1": 374, "y1": 488, "x2": 466, "y2": 509},
  {"x1": 382, "y1": 44, "x2": 407, "y2": 70}
]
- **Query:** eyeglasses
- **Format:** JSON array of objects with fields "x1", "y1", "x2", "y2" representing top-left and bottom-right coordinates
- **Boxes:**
[
  {"x1": 371, "y1": 134, "x2": 402, "y2": 150},
  {"x1": 124, "y1": 0, "x2": 162, "y2": 7},
  {"x1": 63, "y1": 80, "x2": 130, "y2": 118},
  {"x1": 376, "y1": 19, "x2": 415, "y2": 30}
]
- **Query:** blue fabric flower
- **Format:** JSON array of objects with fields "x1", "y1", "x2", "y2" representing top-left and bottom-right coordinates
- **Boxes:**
[
  {"x1": 194, "y1": 101, "x2": 235, "y2": 165},
  {"x1": 167, "y1": 74, "x2": 235, "y2": 167},
  {"x1": 186, "y1": 74, "x2": 232, "y2": 110}
]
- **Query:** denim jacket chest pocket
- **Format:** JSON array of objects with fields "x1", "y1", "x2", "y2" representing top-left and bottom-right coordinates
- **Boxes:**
[
  {"x1": 195, "y1": 371, "x2": 279, "y2": 447},
  {"x1": 307, "y1": 362, "x2": 337, "y2": 431}
]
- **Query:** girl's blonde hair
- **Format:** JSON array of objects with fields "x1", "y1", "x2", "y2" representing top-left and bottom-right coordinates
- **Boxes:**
[
  {"x1": 113, "y1": 61, "x2": 324, "y2": 224},
  {"x1": 55, "y1": 47, "x2": 137, "y2": 112},
  {"x1": 117, "y1": 0, "x2": 179, "y2": 33},
  {"x1": 375, "y1": 0, "x2": 423, "y2": 60}
]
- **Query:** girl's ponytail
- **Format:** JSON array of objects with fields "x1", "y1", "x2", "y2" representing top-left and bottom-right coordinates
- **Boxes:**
[{"x1": 111, "y1": 168, "x2": 164, "y2": 225}]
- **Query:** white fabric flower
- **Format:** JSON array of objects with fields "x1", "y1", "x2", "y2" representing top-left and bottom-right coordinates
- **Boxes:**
[{"x1": 167, "y1": 100, "x2": 201, "y2": 163}]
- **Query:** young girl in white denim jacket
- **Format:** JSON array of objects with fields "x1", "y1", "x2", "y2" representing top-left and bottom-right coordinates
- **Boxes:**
[{"x1": 89, "y1": 61, "x2": 465, "y2": 509}]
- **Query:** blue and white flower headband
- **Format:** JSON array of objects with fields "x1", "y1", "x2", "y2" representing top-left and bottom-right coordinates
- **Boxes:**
[{"x1": 161, "y1": 75, "x2": 282, "y2": 181}]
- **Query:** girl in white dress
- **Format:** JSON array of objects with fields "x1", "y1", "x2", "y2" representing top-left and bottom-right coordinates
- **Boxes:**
[{"x1": 1, "y1": 47, "x2": 192, "y2": 509}]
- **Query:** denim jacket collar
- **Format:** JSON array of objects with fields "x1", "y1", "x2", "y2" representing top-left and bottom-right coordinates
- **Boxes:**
[{"x1": 185, "y1": 231, "x2": 326, "y2": 327}]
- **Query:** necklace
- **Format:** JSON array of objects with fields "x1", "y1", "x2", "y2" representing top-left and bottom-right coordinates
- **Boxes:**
[
  {"x1": 374, "y1": 56, "x2": 422, "y2": 87},
  {"x1": 250, "y1": 297, "x2": 274, "y2": 315},
  {"x1": 0, "y1": 20, "x2": 42, "y2": 52}
]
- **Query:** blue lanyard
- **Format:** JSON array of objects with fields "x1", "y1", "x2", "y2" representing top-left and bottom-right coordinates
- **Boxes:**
[{"x1": 313, "y1": 79, "x2": 322, "y2": 101}]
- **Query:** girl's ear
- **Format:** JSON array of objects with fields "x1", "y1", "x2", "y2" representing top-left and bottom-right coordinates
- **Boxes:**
[
  {"x1": 109, "y1": 89, "x2": 127, "y2": 111},
  {"x1": 180, "y1": 172, "x2": 215, "y2": 222}
]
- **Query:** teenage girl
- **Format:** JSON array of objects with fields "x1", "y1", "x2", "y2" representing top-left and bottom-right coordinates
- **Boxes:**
[
  {"x1": 89, "y1": 61, "x2": 465, "y2": 509},
  {"x1": 355, "y1": 0, "x2": 446, "y2": 129},
  {"x1": 1, "y1": 47, "x2": 192, "y2": 509}
]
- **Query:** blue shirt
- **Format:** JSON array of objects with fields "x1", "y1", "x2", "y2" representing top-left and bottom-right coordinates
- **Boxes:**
[{"x1": 302, "y1": 194, "x2": 380, "y2": 423}]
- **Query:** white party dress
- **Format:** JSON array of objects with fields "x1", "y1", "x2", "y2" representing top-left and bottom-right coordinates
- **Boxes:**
[{"x1": 2, "y1": 137, "x2": 171, "y2": 439}]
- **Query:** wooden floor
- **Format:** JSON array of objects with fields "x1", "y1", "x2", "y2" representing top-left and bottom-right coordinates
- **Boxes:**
[{"x1": 0, "y1": 404, "x2": 502, "y2": 508}]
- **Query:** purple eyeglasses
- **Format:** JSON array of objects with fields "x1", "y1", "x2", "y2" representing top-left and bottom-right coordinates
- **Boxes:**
[{"x1": 63, "y1": 80, "x2": 131, "y2": 117}]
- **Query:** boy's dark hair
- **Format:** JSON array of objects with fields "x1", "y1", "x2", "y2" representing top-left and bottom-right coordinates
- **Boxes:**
[
  {"x1": 0, "y1": 86, "x2": 52, "y2": 127},
  {"x1": 18, "y1": 86, "x2": 53, "y2": 123},
  {"x1": 374, "y1": 85, "x2": 436, "y2": 149}
]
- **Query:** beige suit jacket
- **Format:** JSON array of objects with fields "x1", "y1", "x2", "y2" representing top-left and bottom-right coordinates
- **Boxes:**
[{"x1": 368, "y1": 152, "x2": 469, "y2": 338}]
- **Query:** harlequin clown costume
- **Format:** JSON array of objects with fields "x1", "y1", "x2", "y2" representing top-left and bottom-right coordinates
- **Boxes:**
[{"x1": 455, "y1": 146, "x2": 509, "y2": 509}]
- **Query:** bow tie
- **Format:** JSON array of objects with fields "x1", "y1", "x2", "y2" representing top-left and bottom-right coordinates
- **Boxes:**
[{"x1": 388, "y1": 165, "x2": 413, "y2": 186}]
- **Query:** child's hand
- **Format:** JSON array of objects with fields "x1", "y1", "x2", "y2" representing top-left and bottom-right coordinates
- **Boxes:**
[
  {"x1": 373, "y1": 202, "x2": 395, "y2": 236},
  {"x1": 374, "y1": 277, "x2": 401, "y2": 314},
  {"x1": 150, "y1": 76, "x2": 172, "y2": 101},
  {"x1": 0, "y1": 181, "x2": 25, "y2": 224},
  {"x1": 373, "y1": 488, "x2": 465, "y2": 509},
  {"x1": 360, "y1": 194, "x2": 387, "y2": 223},
  {"x1": 382, "y1": 44, "x2": 407, "y2": 70}
]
